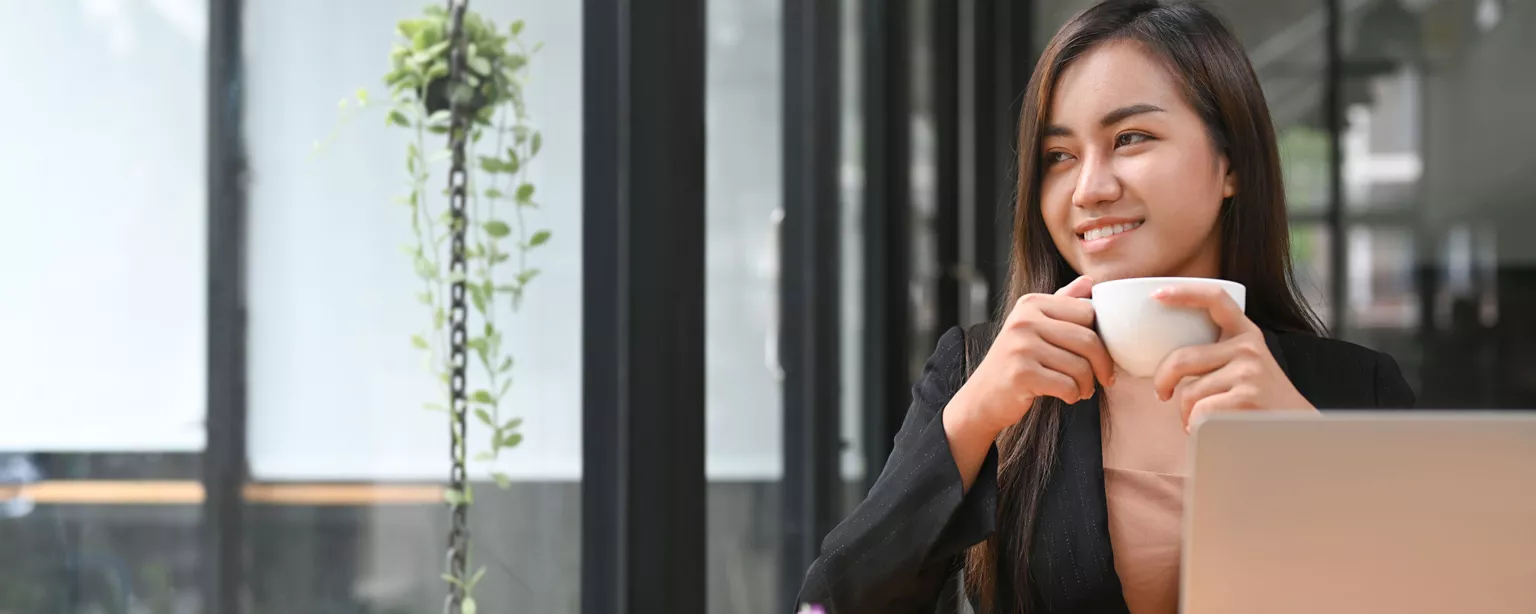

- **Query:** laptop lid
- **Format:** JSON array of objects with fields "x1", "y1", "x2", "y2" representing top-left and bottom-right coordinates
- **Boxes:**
[{"x1": 1180, "y1": 412, "x2": 1536, "y2": 614}]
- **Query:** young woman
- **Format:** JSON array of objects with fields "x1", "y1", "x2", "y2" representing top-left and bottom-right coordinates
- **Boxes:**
[{"x1": 796, "y1": 1, "x2": 1416, "y2": 613}]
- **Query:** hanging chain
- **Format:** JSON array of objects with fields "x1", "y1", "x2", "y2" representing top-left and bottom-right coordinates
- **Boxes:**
[{"x1": 443, "y1": 0, "x2": 472, "y2": 612}]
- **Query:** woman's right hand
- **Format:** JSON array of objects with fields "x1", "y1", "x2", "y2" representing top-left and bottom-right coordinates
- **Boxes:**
[{"x1": 953, "y1": 275, "x2": 1116, "y2": 436}]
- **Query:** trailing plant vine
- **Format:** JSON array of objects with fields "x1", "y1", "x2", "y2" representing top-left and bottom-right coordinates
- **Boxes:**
[{"x1": 322, "y1": 5, "x2": 547, "y2": 612}]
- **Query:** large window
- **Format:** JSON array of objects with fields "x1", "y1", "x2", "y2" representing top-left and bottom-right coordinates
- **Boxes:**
[
  {"x1": 243, "y1": 0, "x2": 582, "y2": 611},
  {"x1": 0, "y1": 2, "x2": 207, "y2": 611}
]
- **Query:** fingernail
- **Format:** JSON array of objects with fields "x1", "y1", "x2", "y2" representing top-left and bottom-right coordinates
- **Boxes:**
[{"x1": 1151, "y1": 287, "x2": 1170, "y2": 299}]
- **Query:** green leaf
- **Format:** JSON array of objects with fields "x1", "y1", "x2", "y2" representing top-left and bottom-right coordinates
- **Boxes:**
[
  {"x1": 517, "y1": 269, "x2": 541, "y2": 285},
  {"x1": 485, "y1": 187, "x2": 504, "y2": 199},
  {"x1": 474, "y1": 408, "x2": 494, "y2": 426},
  {"x1": 531, "y1": 131, "x2": 543, "y2": 156},
  {"x1": 411, "y1": 335, "x2": 429, "y2": 349},
  {"x1": 427, "y1": 110, "x2": 451, "y2": 125},
  {"x1": 492, "y1": 471, "x2": 511, "y2": 489},
  {"x1": 387, "y1": 109, "x2": 410, "y2": 127},
  {"x1": 472, "y1": 390, "x2": 495, "y2": 405},
  {"x1": 505, "y1": 149, "x2": 521, "y2": 173},
  {"x1": 466, "y1": 337, "x2": 488, "y2": 352},
  {"x1": 469, "y1": 284, "x2": 487, "y2": 314},
  {"x1": 529, "y1": 230, "x2": 551, "y2": 247},
  {"x1": 411, "y1": 256, "x2": 436, "y2": 280},
  {"x1": 473, "y1": 451, "x2": 495, "y2": 462},
  {"x1": 478, "y1": 156, "x2": 503, "y2": 174},
  {"x1": 502, "y1": 417, "x2": 523, "y2": 431},
  {"x1": 491, "y1": 252, "x2": 511, "y2": 264},
  {"x1": 469, "y1": 566, "x2": 487, "y2": 589},
  {"x1": 440, "y1": 573, "x2": 464, "y2": 587},
  {"x1": 467, "y1": 55, "x2": 492, "y2": 75},
  {"x1": 511, "y1": 19, "x2": 525, "y2": 36},
  {"x1": 397, "y1": 18, "x2": 429, "y2": 40},
  {"x1": 498, "y1": 356, "x2": 514, "y2": 373},
  {"x1": 501, "y1": 432, "x2": 524, "y2": 449},
  {"x1": 499, "y1": 378, "x2": 512, "y2": 398},
  {"x1": 415, "y1": 291, "x2": 432, "y2": 305},
  {"x1": 423, "y1": 402, "x2": 448, "y2": 413},
  {"x1": 484, "y1": 220, "x2": 511, "y2": 237},
  {"x1": 463, "y1": 597, "x2": 478, "y2": 614},
  {"x1": 433, "y1": 307, "x2": 446, "y2": 330},
  {"x1": 515, "y1": 183, "x2": 535, "y2": 202},
  {"x1": 443, "y1": 489, "x2": 467, "y2": 507}
]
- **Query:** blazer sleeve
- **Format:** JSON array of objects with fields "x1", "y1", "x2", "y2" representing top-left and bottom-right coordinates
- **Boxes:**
[
  {"x1": 1373, "y1": 351, "x2": 1418, "y2": 409},
  {"x1": 796, "y1": 327, "x2": 1000, "y2": 614}
]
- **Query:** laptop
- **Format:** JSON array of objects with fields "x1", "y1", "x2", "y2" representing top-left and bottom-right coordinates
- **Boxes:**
[{"x1": 1180, "y1": 412, "x2": 1536, "y2": 614}]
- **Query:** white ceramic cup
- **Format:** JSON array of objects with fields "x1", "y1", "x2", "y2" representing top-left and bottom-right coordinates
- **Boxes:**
[{"x1": 1087, "y1": 277, "x2": 1246, "y2": 378}]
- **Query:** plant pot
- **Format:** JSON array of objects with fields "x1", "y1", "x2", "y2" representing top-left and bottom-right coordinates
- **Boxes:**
[{"x1": 423, "y1": 75, "x2": 493, "y2": 116}]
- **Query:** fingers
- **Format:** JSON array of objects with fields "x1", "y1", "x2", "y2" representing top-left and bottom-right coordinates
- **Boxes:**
[
  {"x1": 1183, "y1": 387, "x2": 1257, "y2": 433},
  {"x1": 1151, "y1": 283, "x2": 1252, "y2": 337},
  {"x1": 1027, "y1": 337, "x2": 1097, "y2": 400},
  {"x1": 1037, "y1": 318, "x2": 1116, "y2": 387},
  {"x1": 1026, "y1": 363, "x2": 1086, "y2": 404},
  {"x1": 1174, "y1": 364, "x2": 1242, "y2": 428},
  {"x1": 1054, "y1": 275, "x2": 1095, "y2": 298},
  {"x1": 1152, "y1": 341, "x2": 1240, "y2": 401}
]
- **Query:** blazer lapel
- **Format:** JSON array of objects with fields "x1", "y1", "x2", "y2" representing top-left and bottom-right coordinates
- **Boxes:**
[{"x1": 1027, "y1": 395, "x2": 1132, "y2": 614}]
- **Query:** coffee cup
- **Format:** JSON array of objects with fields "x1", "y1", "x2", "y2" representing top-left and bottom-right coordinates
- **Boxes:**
[{"x1": 1087, "y1": 277, "x2": 1246, "y2": 378}]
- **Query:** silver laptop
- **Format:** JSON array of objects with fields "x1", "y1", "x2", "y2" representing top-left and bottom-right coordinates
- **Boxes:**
[{"x1": 1180, "y1": 412, "x2": 1536, "y2": 614}]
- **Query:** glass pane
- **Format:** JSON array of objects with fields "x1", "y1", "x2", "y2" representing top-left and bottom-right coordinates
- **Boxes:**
[
  {"x1": 1345, "y1": 225, "x2": 1419, "y2": 330},
  {"x1": 839, "y1": 0, "x2": 868, "y2": 513},
  {"x1": 1340, "y1": 0, "x2": 1425, "y2": 212},
  {"x1": 1358, "y1": 0, "x2": 1536, "y2": 408},
  {"x1": 0, "y1": 0, "x2": 206, "y2": 453},
  {"x1": 0, "y1": 1, "x2": 207, "y2": 611},
  {"x1": 244, "y1": 1, "x2": 583, "y2": 611},
  {"x1": 706, "y1": 0, "x2": 783, "y2": 611}
]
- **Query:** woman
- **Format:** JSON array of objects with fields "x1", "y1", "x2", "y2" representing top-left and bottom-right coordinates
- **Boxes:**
[{"x1": 796, "y1": 1, "x2": 1416, "y2": 613}]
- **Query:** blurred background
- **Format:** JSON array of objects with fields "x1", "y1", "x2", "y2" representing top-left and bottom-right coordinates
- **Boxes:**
[{"x1": 1, "y1": 0, "x2": 1531, "y2": 612}]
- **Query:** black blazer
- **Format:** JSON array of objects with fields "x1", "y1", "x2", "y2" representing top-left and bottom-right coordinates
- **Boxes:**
[{"x1": 796, "y1": 325, "x2": 1416, "y2": 614}]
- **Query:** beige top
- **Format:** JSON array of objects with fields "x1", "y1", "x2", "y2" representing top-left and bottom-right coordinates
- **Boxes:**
[{"x1": 1101, "y1": 373, "x2": 1189, "y2": 614}]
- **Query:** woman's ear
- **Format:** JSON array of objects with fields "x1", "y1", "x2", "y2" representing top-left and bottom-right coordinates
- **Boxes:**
[{"x1": 1221, "y1": 160, "x2": 1238, "y2": 199}]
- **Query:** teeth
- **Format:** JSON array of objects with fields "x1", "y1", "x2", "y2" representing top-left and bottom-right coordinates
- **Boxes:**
[{"x1": 1084, "y1": 221, "x2": 1141, "y2": 241}]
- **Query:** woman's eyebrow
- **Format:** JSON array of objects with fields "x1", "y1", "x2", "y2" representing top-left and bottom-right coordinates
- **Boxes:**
[{"x1": 1044, "y1": 103, "x2": 1166, "y2": 137}]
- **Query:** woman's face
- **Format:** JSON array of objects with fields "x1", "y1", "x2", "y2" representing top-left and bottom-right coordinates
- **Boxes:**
[{"x1": 1039, "y1": 40, "x2": 1235, "y2": 283}]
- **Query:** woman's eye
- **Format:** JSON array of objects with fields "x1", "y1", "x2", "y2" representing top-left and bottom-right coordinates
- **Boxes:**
[
  {"x1": 1115, "y1": 132, "x2": 1151, "y2": 147},
  {"x1": 1044, "y1": 151, "x2": 1073, "y2": 165}
]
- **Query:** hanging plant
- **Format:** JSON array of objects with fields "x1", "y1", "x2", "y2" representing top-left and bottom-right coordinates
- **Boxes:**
[{"x1": 320, "y1": 3, "x2": 546, "y2": 613}]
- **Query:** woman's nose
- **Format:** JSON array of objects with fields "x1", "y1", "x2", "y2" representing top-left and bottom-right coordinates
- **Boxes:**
[{"x1": 1072, "y1": 154, "x2": 1121, "y2": 208}]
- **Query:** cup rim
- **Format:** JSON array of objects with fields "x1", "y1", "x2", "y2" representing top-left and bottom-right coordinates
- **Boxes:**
[{"x1": 1091, "y1": 276, "x2": 1245, "y2": 292}]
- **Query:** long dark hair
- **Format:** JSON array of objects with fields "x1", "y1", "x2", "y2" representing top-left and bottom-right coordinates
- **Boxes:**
[{"x1": 962, "y1": 1, "x2": 1323, "y2": 611}]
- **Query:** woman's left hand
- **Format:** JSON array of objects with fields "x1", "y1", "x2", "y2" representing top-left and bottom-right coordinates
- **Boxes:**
[{"x1": 1149, "y1": 283, "x2": 1317, "y2": 432}]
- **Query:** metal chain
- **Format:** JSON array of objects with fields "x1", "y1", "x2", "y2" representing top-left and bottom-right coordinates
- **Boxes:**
[{"x1": 443, "y1": 0, "x2": 472, "y2": 612}]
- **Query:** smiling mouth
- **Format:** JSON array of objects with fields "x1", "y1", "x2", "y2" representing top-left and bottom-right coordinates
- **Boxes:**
[{"x1": 1078, "y1": 221, "x2": 1143, "y2": 242}]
